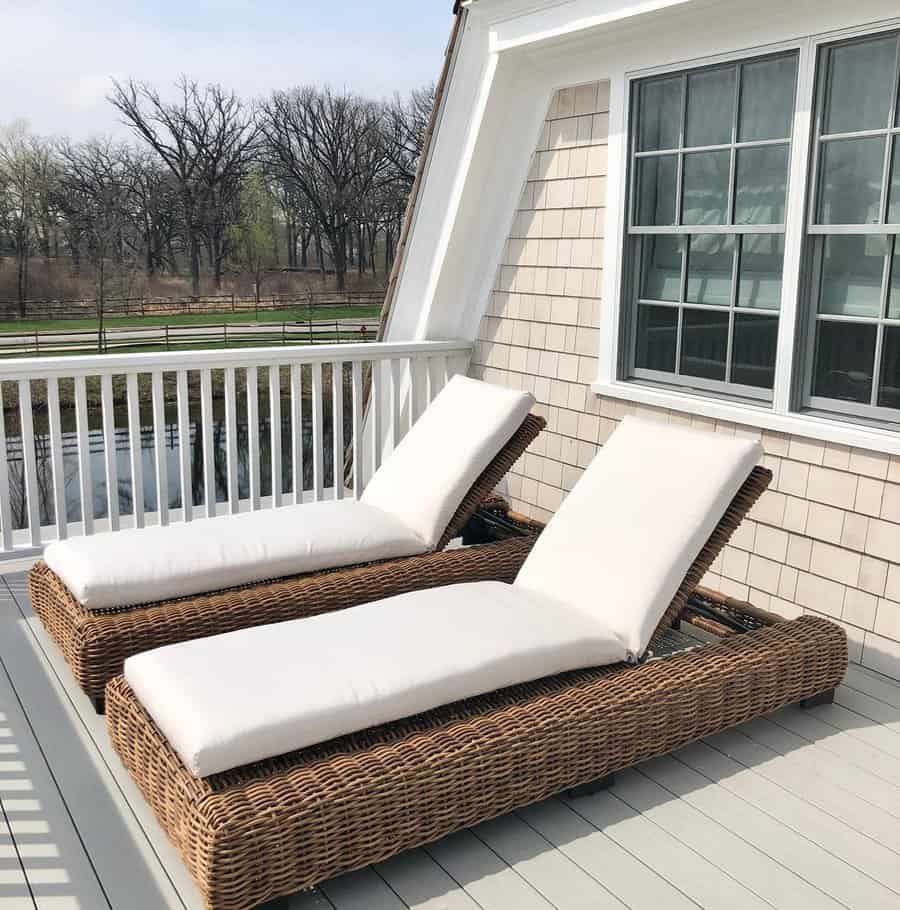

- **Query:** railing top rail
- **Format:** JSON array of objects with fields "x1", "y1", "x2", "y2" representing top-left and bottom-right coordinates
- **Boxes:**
[{"x1": 0, "y1": 339, "x2": 472, "y2": 381}]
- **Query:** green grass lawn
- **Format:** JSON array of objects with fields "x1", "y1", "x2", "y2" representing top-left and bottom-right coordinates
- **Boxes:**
[{"x1": 0, "y1": 304, "x2": 381, "y2": 334}]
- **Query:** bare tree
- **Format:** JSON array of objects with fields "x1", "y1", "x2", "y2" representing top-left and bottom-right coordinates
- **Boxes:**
[
  {"x1": 259, "y1": 87, "x2": 391, "y2": 291},
  {"x1": 109, "y1": 77, "x2": 258, "y2": 295},
  {"x1": 0, "y1": 122, "x2": 56, "y2": 312},
  {"x1": 56, "y1": 138, "x2": 138, "y2": 347}
]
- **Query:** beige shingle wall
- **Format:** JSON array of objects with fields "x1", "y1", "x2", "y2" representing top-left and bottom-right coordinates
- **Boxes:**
[{"x1": 468, "y1": 81, "x2": 900, "y2": 679}]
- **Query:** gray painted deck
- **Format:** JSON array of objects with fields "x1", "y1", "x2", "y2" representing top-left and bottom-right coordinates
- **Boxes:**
[{"x1": 1, "y1": 569, "x2": 899, "y2": 910}]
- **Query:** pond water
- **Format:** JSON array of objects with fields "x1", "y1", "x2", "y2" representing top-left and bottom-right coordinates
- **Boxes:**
[{"x1": 2, "y1": 390, "x2": 347, "y2": 531}]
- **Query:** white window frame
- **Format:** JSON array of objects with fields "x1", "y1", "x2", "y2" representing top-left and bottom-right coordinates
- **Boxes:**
[{"x1": 593, "y1": 17, "x2": 900, "y2": 456}]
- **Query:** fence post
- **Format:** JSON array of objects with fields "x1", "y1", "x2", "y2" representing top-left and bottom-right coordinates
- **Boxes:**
[
  {"x1": 231, "y1": 292, "x2": 235, "y2": 313},
  {"x1": 224, "y1": 323, "x2": 227, "y2": 347},
  {"x1": 35, "y1": 330, "x2": 39, "y2": 356}
]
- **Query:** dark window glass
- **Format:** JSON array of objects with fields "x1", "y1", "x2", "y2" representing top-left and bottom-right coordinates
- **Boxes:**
[
  {"x1": 680, "y1": 308, "x2": 728, "y2": 380},
  {"x1": 686, "y1": 234, "x2": 734, "y2": 306},
  {"x1": 640, "y1": 235, "x2": 682, "y2": 301},
  {"x1": 638, "y1": 76, "x2": 682, "y2": 151},
  {"x1": 685, "y1": 66, "x2": 735, "y2": 147},
  {"x1": 636, "y1": 304, "x2": 677, "y2": 372},
  {"x1": 731, "y1": 313, "x2": 779, "y2": 388},
  {"x1": 635, "y1": 155, "x2": 678, "y2": 225},
  {"x1": 817, "y1": 137, "x2": 886, "y2": 224},
  {"x1": 889, "y1": 137, "x2": 900, "y2": 224},
  {"x1": 812, "y1": 321, "x2": 877, "y2": 403},
  {"x1": 879, "y1": 327, "x2": 900, "y2": 409},
  {"x1": 738, "y1": 234, "x2": 784, "y2": 310},
  {"x1": 823, "y1": 35, "x2": 898, "y2": 135},
  {"x1": 819, "y1": 235, "x2": 888, "y2": 318},
  {"x1": 890, "y1": 238, "x2": 900, "y2": 319},
  {"x1": 739, "y1": 55, "x2": 797, "y2": 141},
  {"x1": 681, "y1": 150, "x2": 730, "y2": 225},
  {"x1": 734, "y1": 145, "x2": 789, "y2": 224}
]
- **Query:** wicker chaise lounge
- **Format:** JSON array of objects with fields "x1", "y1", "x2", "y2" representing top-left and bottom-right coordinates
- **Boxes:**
[
  {"x1": 28, "y1": 376, "x2": 545, "y2": 708},
  {"x1": 106, "y1": 416, "x2": 848, "y2": 910}
]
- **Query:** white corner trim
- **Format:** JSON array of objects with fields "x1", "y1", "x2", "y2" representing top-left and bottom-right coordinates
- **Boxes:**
[{"x1": 592, "y1": 379, "x2": 900, "y2": 455}]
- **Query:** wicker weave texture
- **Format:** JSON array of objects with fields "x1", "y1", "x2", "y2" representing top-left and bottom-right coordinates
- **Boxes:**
[
  {"x1": 106, "y1": 613, "x2": 847, "y2": 910},
  {"x1": 28, "y1": 415, "x2": 545, "y2": 700}
]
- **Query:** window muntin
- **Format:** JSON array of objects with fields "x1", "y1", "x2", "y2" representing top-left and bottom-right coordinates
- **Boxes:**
[
  {"x1": 805, "y1": 31, "x2": 900, "y2": 421},
  {"x1": 626, "y1": 53, "x2": 799, "y2": 399}
]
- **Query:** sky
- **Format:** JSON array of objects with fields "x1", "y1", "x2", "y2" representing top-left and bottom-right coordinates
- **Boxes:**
[{"x1": 2, "y1": 0, "x2": 453, "y2": 140}]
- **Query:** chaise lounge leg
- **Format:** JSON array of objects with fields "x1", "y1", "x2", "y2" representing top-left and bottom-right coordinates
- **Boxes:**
[
  {"x1": 799, "y1": 688, "x2": 834, "y2": 709},
  {"x1": 91, "y1": 694, "x2": 106, "y2": 715},
  {"x1": 567, "y1": 773, "x2": 616, "y2": 799}
]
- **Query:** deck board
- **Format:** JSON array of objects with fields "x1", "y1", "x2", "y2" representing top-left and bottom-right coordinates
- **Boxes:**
[{"x1": 2, "y1": 568, "x2": 900, "y2": 910}]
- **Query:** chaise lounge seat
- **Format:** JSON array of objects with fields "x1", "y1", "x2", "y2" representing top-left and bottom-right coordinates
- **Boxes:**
[
  {"x1": 107, "y1": 416, "x2": 848, "y2": 909},
  {"x1": 28, "y1": 375, "x2": 545, "y2": 706}
]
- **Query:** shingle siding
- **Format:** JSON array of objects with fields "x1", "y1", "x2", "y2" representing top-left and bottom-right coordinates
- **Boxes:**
[{"x1": 468, "y1": 80, "x2": 900, "y2": 681}]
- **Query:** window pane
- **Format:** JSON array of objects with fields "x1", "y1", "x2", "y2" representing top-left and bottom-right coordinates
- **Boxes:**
[
  {"x1": 739, "y1": 55, "x2": 797, "y2": 141},
  {"x1": 734, "y1": 145, "x2": 789, "y2": 224},
  {"x1": 879, "y1": 326, "x2": 900, "y2": 410},
  {"x1": 681, "y1": 308, "x2": 728, "y2": 380},
  {"x1": 823, "y1": 35, "x2": 898, "y2": 135},
  {"x1": 636, "y1": 304, "x2": 677, "y2": 372},
  {"x1": 817, "y1": 137, "x2": 886, "y2": 224},
  {"x1": 686, "y1": 234, "x2": 734, "y2": 305},
  {"x1": 738, "y1": 234, "x2": 784, "y2": 310},
  {"x1": 640, "y1": 235, "x2": 682, "y2": 301},
  {"x1": 819, "y1": 235, "x2": 888, "y2": 318},
  {"x1": 890, "y1": 238, "x2": 900, "y2": 319},
  {"x1": 813, "y1": 321, "x2": 876, "y2": 404},
  {"x1": 732, "y1": 313, "x2": 779, "y2": 389},
  {"x1": 685, "y1": 66, "x2": 735, "y2": 147},
  {"x1": 635, "y1": 155, "x2": 678, "y2": 225},
  {"x1": 682, "y1": 150, "x2": 730, "y2": 225},
  {"x1": 889, "y1": 137, "x2": 900, "y2": 224},
  {"x1": 638, "y1": 76, "x2": 682, "y2": 152}
]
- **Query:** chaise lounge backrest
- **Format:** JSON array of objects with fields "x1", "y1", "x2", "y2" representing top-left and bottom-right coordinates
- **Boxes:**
[
  {"x1": 515, "y1": 416, "x2": 768, "y2": 661},
  {"x1": 363, "y1": 375, "x2": 537, "y2": 549}
]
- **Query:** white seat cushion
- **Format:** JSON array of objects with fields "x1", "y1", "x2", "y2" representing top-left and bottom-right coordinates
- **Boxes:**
[
  {"x1": 362, "y1": 375, "x2": 534, "y2": 547},
  {"x1": 125, "y1": 581, "x2": 626, "y2": 777},
  {"x1": 44, "y1": 500, "x2": 428, "y2": 611},
  {"x1": 515, "y1": 416, "x2": 762, "y2": 661}
]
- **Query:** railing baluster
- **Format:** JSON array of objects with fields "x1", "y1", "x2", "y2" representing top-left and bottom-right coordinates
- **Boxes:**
[
  {"x1": 200, "y1": 369, "x2": 215, "y2": 518},
  {"x1": 151, "y1": 371, "x2": 168, "y2": 526},
  {"x1": 370, "y1": 360, "x2": 382, "y2": 477},
  {"x1": 246, "y1": 366, "x2": 260, "y2": 511},
  {"x1": 311, "y1": 361, "x2": 324, "y2": 501},
  {"x1": 126, "y1": 373, "x2": 144, "y2": 529},
  {"x1": 0, "y1": 385, "x2": 12, "y2": 551},
  {"x1": 46, "y1": 377, "x2": 67, "y2": 541},
  {"x1": 269, "y1": 365, "x2": 282, "y2": 508},
  {"x1": 331, "y1": 361, "x2": 344, "y2": 500},
  {"x1": 17, "y1": 380, "x2": 40, "y2": 547},
  {"x1": 100, "y1": 373, "x2": 119, "y2": 532},
  {"x1": 290, "y1": 364, "x2": 303, "y2": 504},
  {"x1": 224, "y1": 367, "x2": 239, "y2": 514},
  {"x1": 176, "y1": 370, "x2": 192, "y2": 523},
  {"x1": 351, "y1": 360, "x2": 362, "y2": 498},
  {"x1": 389, "y1": 358, "x2": 402, "y2": 453},
  {"x1": 74, "y1": 376, "x2": 93, "y2": 536}
]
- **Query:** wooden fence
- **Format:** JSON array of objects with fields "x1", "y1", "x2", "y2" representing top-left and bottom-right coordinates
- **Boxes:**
[{"x1": 0, "y1": 291, "x2": 384, "y2": 322}]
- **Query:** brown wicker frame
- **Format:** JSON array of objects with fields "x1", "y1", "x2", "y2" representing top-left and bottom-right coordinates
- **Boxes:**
[
  {"x1": 107, "y1": 600, "x2": 847, "y2": 910},
  {"x1": 28, "y1": 414, "x2": 545, "y2": 702}
]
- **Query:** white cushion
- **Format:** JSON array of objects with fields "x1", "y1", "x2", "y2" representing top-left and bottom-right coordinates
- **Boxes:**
[
  {"x1": 362, "y1": 375, "x2": 534, "y2": 548},
  {"x1": 515, "y1": 416, "x2": 762, "y2": 661},
  {"x1": 44, "y1": 500, "x2": 427, "y2": 611},
  {"x1": 125, "y1": 581, "x2": 626, "y2": 777}
]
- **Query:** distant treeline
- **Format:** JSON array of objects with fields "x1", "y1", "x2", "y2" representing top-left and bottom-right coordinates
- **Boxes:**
[{"x1": 0, "y1": 78, "x2": 433, "y2": 310}]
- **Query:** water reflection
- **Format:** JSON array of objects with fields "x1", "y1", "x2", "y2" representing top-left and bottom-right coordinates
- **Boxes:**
[{"x1": 3, "y1": 392, "x2": 345, "y2": 531}]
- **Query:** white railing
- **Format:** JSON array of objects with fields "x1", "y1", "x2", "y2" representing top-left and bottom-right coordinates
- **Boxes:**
[{"x1": 0, "y1": 340, "x2": 472, "y2": 559}]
